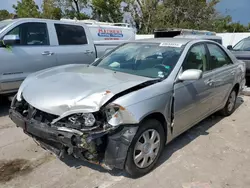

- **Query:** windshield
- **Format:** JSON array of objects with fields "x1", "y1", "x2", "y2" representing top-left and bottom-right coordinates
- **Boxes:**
[
  {"x1": 94, "y1": 42, "x2": 184, "y2": 78},
  {"x1": 0, "y1": 20, "x2": 13, "y2": 32},
  {"x1": 233, "y1": 38, "x2": 250, "y2": 51}
]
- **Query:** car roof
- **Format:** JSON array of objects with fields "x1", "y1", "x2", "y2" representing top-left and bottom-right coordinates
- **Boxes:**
[
  {"x1": 5, "y1": 18, "x2": 56, "y2": 22},
  {"x1": 174, "y1": 35, "x2": 222, "y2": 40},
  {"x1": 4, "y1": 18, "x2": 83, "y2": 25},
  {"x1": 134, "y1": 37, "x2": 192, "y2": 45}
]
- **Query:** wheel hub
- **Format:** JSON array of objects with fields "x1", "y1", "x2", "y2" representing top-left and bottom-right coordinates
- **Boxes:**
[{"x1": 143, "y1": 143, "x2": 152, "y2": 154}]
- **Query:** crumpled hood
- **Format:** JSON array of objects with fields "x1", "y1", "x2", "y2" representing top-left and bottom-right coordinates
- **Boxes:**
[{"x1": 18, "y1": 64, "x2": 152, "y2": 116}]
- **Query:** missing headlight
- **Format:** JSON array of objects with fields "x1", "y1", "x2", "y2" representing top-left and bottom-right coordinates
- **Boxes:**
[{"x1": 54, "y1": 111, "x2": 108, "y2": 132}]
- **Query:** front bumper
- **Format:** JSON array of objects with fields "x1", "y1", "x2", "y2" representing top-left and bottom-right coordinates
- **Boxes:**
[{"x1": 9, "y1": 109, "x2": 138, "y2": 170}]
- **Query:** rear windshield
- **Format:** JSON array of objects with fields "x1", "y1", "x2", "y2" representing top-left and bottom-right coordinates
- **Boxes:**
[{"x1": 94, "y1": 42, "x2": 185, "y2": 79}]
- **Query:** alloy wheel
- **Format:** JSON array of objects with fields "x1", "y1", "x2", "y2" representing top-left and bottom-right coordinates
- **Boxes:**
[{"x1": 133, "y1": 129, "x2": 161, "y2": 169}]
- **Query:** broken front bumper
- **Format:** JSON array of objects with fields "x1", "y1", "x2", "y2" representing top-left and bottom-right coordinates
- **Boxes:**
[{"x1": 9, "y1": 109, "x2": 138, "y2": 170}]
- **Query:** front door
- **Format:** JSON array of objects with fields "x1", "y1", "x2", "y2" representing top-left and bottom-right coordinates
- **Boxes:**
[
  {"x1": 0, "y1": 22, "x2": 57, "y2": 93},
  {"x1": 173, "y1": 43, "x2": 215, "y2": 135}
]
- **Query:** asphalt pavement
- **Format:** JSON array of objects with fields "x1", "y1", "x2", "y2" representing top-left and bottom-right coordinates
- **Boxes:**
[{"x1": 0, "y1": 96, "x2": 249, "y2": 188}]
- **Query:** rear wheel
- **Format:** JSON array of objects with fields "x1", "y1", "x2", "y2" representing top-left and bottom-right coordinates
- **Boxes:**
[
  {"x1": 220, "y1": 89, "x2": 237, "y2": 116},
  {"x1": 125, "y1": 119, "x2": 165, "y2": 177}
]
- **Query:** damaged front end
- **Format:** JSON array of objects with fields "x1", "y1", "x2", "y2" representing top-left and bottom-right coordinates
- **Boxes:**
[{"x1": 9, "y1": 95, "x2": 139, "y2": 170}]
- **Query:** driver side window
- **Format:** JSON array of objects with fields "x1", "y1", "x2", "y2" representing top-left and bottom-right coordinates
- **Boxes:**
[
  {"x1": 183, "y1": 44, "x2": 208, "y2": 72},
  {"x1": 5, "y1": 22, "x2": 49, "y2": 46}
]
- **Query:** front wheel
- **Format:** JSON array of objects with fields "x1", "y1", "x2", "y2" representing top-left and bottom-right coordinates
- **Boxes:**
[
  {"x1": 125, "y1": 119, "x2": 165, "y2": 177},
  {"x1": 220, "y1": 89, "x2": 237, "y2": 116}
]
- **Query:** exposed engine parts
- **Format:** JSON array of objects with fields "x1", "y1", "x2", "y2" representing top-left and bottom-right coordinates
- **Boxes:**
[{"x1": 9, "y1": 96, "x2": 139, "y2": 170}]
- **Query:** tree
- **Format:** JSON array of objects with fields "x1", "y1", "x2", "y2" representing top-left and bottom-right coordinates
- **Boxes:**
[
  {"x1": 92, "y1": 0, "x2": 123, "y2": 22},
  {"x1": 212, "y1": 15, "x2": 249, "y2": 32},
  {"x1": 13, "y1": 0, "x2": 40, "y2": 18},
  {"x1": 64, "y1": 9, "x2": 89, "y2": 19},
  {"x1": 42, "y1": 0, "x2": 62, "y2": 19},
  {"x1": 161, "y1": 0, "x2": 220, "y2": 30},
  {"x1": 0, "y1": 10, "x2": 12, "y2": 21},
  {"x1": 56, "y1": 0, "x2": 88, "y2": 19},
  {"x1": 212, "y1": 15, "x2": 232, "y2": 32},
  {"x1": 226, "y1": 22, "x2": 249, "y2": 32},
  {"x1": 124, "y1": 0, "x2": 161, "y2": 34},
  {"x1": 124, "y1": 0, "x2": 221, "y2": 34}
]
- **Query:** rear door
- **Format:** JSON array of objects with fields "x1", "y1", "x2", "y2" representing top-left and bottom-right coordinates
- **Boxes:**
[
  {"x1": 206, "y1": 42, "x2": 237, "y2": 110},
  {"x1": 53, "y1": 23, "x2": 96, "y2": 65},
  {"x1": 0, "y1": 22, "x2": 57, "y2": 93},
  {"x1": 174, "y1": 43, "x2": 215, "y2": 134}
]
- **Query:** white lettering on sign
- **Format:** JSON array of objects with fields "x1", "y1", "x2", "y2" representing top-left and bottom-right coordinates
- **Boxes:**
[{"x1": 159, "y1": 42, "x2": 183, "y2": 47}]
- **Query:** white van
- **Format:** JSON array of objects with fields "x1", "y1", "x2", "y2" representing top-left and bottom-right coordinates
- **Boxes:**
[
  {"x1": 0, "y1": 18, "x2": 135, "y2": 95},
  {"x1": 60, "y1": 18, "x2": 136, "y2": 43}
]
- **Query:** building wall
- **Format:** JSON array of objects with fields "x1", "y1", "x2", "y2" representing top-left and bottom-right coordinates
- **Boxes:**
[{"x1": 217, "y1": 33, "x2": 250, "y2": 47}]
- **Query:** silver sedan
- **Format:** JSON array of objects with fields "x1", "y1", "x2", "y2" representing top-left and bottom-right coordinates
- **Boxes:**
[{"x1": 9, "y1": 38, "x2": 246, "y2": 177}]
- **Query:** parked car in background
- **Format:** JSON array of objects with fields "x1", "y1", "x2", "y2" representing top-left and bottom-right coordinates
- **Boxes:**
[
  {"x1": 10, "y1": 38, "x2": 245, "y2": 177},
  {"x1": 227, "y1": 37, "x2": 250, "y2": 79},
  {"x1": 0, "y1": 18, "x2": 135, "y2": 95}
]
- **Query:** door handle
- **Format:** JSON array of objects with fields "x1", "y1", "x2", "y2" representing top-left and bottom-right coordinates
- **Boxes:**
[
  {"x1": 84, "y1": 50, "x2": 94, "y2": 54},
  {"x1": 231, "y1": 71, "x2": 236, "y2": 75},
  {"x1": 205, "y1": 79, "x2": 214, "y2": 86},
  {"x1": 42, "y1": 51, "x2": 54, "y2": 56}
]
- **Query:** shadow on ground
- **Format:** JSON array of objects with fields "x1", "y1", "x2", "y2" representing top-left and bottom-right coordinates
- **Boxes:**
[
  {"x1": 59, "y1": 97, "x2": 244, "y2": 178},
  {"x1": 0, "y1": 96, "x2": 11, "y2": 117},
  {"x1": 246, "y1": 79, "x2": 250, "y2": 87}
]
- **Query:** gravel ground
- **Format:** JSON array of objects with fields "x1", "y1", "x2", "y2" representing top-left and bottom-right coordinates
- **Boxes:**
[{"x1": 0, "y1": 95, "x2": 249, "y2": 188}]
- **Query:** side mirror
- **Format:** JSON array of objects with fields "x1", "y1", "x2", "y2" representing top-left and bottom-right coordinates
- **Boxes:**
[
  {"x1": 227, "y1": 45, "x2": 233, "y2": 50},
  {"x1": 2, "y1": 35, "x2": 20, "y2": 46},
  {"x1": 178, "y1": 69, "x2": 203, "y2": 81}
]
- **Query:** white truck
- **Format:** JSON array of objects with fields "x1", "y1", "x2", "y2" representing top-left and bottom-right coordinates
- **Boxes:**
[{"x1": 0, "y1": 18, "x2": 135, "y2": 95}]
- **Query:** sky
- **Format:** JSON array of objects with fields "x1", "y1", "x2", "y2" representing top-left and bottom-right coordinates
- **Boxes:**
[{"x1": 0, "y1": 0, "x2": 250, "y2": 25}]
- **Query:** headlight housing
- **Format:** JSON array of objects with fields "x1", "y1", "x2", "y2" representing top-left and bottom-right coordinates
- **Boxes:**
[
  {"x1": 104, "y1": 104, "x2": 125, "y2": 127},
  {"x1": 67, "y1": 113, "x2": 96, "y2": 129},
  {"x1": 56, "y1": 104, "x2": 137, "y2": 131}
]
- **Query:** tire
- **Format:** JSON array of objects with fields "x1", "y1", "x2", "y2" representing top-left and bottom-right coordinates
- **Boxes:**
[
  {"x1": 220, "y1": 89, "x2": 237, "y2": 116},
  {"x1": 125, "y1": 119, "x2": 165, "y2": 177}
]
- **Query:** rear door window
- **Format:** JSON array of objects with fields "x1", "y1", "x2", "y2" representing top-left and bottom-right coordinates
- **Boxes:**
[
  {"x1": 207, "y1": 43, "x2": 233, "y2": 70},
  {"x1": 54, "y1": 24, "x2": 87, "y2": 45}
]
